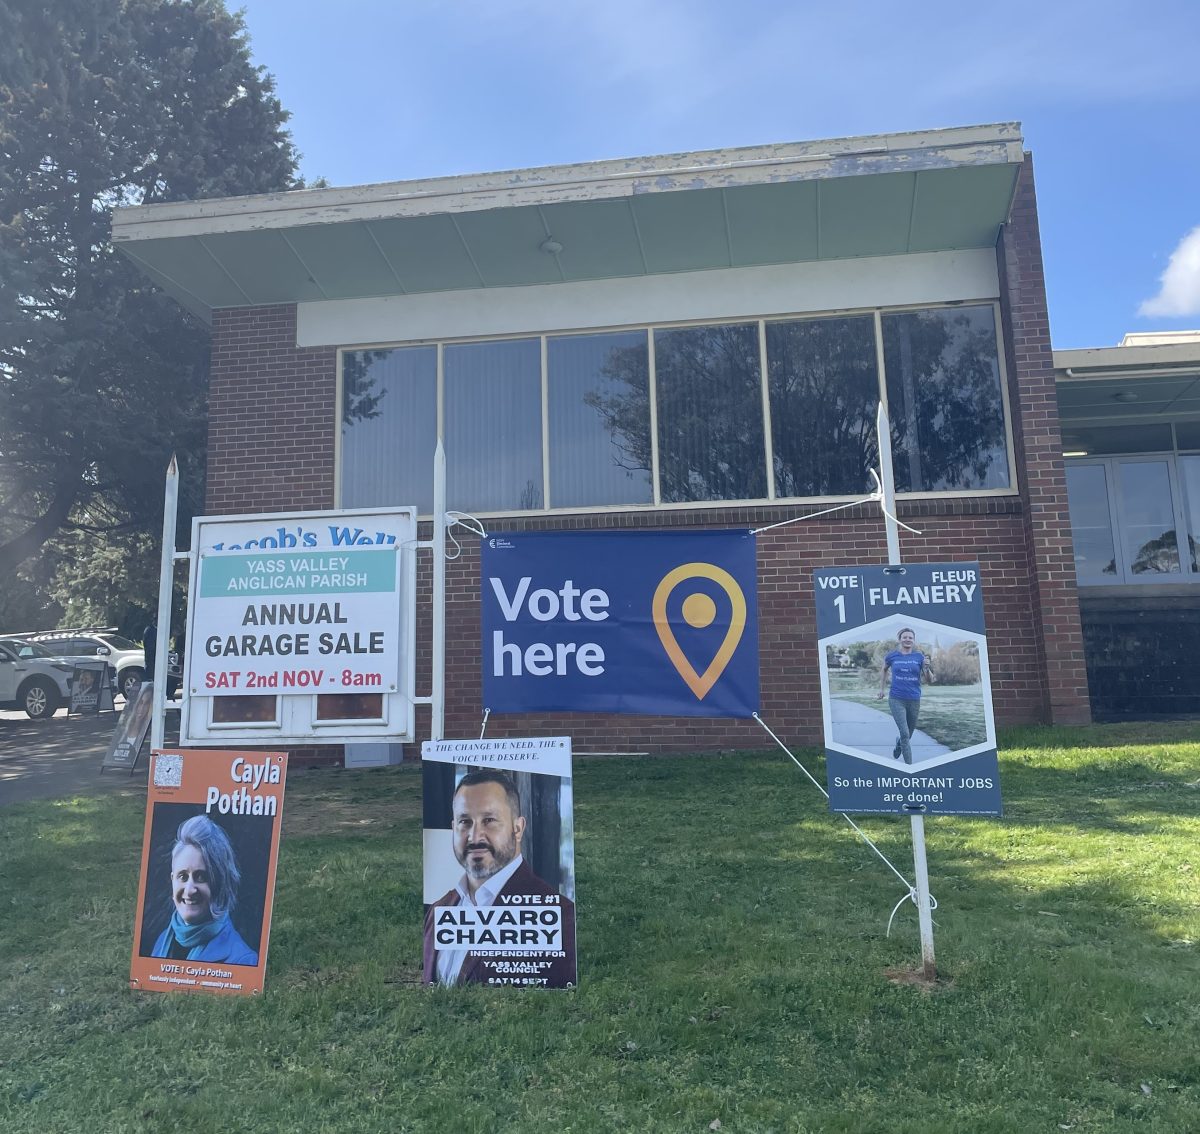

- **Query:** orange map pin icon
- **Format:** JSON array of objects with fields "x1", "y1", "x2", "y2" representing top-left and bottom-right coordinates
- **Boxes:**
[{"x1": 652, "y1": 563, "x2": 747, "y2": 700}]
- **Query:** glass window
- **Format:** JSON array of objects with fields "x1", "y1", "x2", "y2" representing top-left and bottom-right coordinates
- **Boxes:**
[
  {"x1": 766, "y1": 315, "x2": 879, "y2": 498},
  {"x1": 548, "y1": 331, "x2": 652, "y2": 508},
  {"x1": 1117, "y1": 461, "x2": 1180, "y2": 576},
  {"x1": 1174, "y1": 421, "x2": 1200, "y2": 451},
  {"x1": 882, "y1": 305, "x2": 1009, "y2": 492},
  {"x1": 212, "y1": 695, "x2": 278, "y2": 723},
  {"x1": 444, "y1": 339, "x2": 543, "y2": 512},
  {"x1": 1065, "y1": 464, "x2": 1118, "y2": 581},
  {"x1": 316, "y1": 693, "x2": 384, "y2": 720},
  {"x1": 1178, "y1": 455, "x2": 1200, "y2": 572},
  {"x1": 1061, "y1": 422, "x2": 1172, "y2": 456},
  {"x1": 341, "y1": 346, "x2": 437, "y2": 513},
  {"x1": 653, "y1": 323, "x2": 766, "y2": 503}
]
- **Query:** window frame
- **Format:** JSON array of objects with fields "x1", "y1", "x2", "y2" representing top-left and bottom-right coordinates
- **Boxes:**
[
  {"x1": 335, "y1": 299, "x2": 1018, "y2": 518},
  {"x1": 1067, "y1": 452, "x2": 1195, "y2": 586}
]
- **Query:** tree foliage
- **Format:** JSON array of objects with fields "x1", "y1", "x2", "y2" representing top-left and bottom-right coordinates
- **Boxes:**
[{"x1": 0, "y1": 0, "x2": 298, "y2": 600}]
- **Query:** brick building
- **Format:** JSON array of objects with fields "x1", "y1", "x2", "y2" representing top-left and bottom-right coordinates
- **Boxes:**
[
  {"x1": 113, "y1": 122, "x2": 1092, "y2": 754},
  {"x1": 1056, "y1": 332, "x2": 1200, "y2": 720}
]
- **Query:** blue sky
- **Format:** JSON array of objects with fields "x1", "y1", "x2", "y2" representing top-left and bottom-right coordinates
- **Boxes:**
[{"x1": 236, "y1": 0, "x2": 1200, "y2": 349}]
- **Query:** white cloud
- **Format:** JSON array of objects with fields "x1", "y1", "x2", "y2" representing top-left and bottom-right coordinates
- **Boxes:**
[{"x1": 1139, "y1": 226, "x2": 1200, "y2": 317}]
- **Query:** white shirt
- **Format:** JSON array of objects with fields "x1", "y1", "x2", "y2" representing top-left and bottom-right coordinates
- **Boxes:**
[{"x1": 435, "y1": 854, "x2": 524, "y2": 986}]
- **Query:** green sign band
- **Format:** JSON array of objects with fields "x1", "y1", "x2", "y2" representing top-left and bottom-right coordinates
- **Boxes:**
[{"x1": 200, "y1": 548, "x2": 398, "y2": 597}]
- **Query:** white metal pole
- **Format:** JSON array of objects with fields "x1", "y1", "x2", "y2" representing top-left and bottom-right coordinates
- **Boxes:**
[
  {"x1": 431, "y1": 440, "x2": 447, "y2": 742},
  {"x1": 876, "y1": 405, "x2": 937, "y2": 981},
  {"x1": 150, "y1": 455, "x2": 178, "y2": 753}
]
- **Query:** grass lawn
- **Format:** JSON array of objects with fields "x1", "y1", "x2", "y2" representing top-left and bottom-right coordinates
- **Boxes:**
[{"x1": 2, "y1": 722, "x2": 1200, "y2": 1132}]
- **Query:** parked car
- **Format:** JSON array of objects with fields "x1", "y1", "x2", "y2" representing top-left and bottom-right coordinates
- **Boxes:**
[
  {"x1": 0, "y1": 640, "x2": 75, "y2": 719},
  {"x1": 27, "y1": 628, "x2": 147, "y2": 701},
  {"x1": 0, "y1": 636, "x2": 120, "y2": 698}
]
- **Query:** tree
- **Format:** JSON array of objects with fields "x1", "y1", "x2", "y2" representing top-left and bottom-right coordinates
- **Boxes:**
[{"x1": 0, "y1": 0, "x2": 299, "y2": 585}]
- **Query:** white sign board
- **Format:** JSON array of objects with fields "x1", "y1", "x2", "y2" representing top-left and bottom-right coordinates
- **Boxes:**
[
  {"x1": 189, "y1": 547, "x2": 401, "y2": 696},
  {"x1": 182, "y1": 508, "x2": 417, "y2": 746}
]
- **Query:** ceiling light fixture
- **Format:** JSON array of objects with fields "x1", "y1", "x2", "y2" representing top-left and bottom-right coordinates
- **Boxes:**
[
  {"x1": 1113, "y1": 391, "x2": 1138, "y2": 403},
  {"x1": 539, "y1": 237, "x2": 563, "y2": 255}
]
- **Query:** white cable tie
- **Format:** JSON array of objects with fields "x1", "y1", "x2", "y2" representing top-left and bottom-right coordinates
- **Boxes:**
[
  {"x1": 887, "y1": 887, "x2": 939, "y2": 938},
  {"x1": 868, "y1": 468, "x2": 923, "y2": 536},
  {"x1": 446, "y1": 511, "x2": 488, "y2": 538},
  {"x1": 880, "y1": 500, "x2": 923, "y2": 536},
  {"x1": 479, "y1": 708, "x2": 491, "y2": 740},
  {"x1": 442, "y1": 512, "x2": 488, "y2": 561}
]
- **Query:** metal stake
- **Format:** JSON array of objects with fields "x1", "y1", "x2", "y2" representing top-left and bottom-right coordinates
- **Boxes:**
[
  {"x1": 431, "y1": 440, "x2": 447, "y2": 743},
  {"x1": 876, "y1": 404, "x2": 937, "y2": 981},
  {"x1": 150, "y1": 455, "x2": 178, "y2": 754}
]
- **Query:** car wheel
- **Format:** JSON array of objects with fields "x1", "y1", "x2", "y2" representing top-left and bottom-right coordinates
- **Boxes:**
[
  {"x1": 121, "y1": 667, "x2": 145, "y2": 701},
  {"x1": 21, "y1": 678, "x2": 61, "y2": 720}
]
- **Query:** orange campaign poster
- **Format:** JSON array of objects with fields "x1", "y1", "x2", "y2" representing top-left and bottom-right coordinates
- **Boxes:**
[{"x1": 130, "y1": 749, "x2": 287, "y2": 997}]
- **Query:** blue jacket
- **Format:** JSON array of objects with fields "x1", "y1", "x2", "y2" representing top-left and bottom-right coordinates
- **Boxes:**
[{"x1": 152, "y1": 918, "x2": 258, "y2": 966}]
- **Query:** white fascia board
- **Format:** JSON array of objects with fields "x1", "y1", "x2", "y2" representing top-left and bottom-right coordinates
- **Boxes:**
[
  {"x1": 296, "y1": 249, "x2": 1000, "y2": 349},
  {"x1": 112, "y1": 123, "x2": 1024, "y2": 244},
  {"x1": 1055, "y1": 343, "x2": 1200, "y2": 374}
]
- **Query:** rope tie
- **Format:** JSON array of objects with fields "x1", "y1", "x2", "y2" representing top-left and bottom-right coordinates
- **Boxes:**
[{"x1": 443, "y1": 512, "x2": 488, "y2": 560}]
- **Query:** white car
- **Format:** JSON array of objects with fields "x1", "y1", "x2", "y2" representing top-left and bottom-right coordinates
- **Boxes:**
[
  {"x1": 0, "y1": 640, "x2": 75, "y2": 719},
  {"x1": 28, "y1": 628, "x2": 147, "y2": 701}
]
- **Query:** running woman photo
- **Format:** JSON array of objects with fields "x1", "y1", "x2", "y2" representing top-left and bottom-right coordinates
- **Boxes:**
[{"x1": 876, "y1": 628, "x2": 934, "y2": 763}]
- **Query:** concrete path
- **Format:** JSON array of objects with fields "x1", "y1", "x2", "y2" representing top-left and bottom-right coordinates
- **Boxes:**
[
  {"x1": 0, "y1": 704, "x2": 176, "y2": 806},
  {"x1": 828, "y1": 697, "x2": 950, "y2": 763}
]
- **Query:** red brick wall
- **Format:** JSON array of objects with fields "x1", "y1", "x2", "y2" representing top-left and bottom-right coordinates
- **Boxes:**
[
  {"x1": 996, "y1": 155, "x2": 1091, "y2": 724},
  {"x1": 207, "y1": 305, "x2": 337, "y2": 516}
]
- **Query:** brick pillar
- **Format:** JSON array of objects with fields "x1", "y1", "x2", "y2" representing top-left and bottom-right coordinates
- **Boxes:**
[
  {"x1": 206, "y1": 304, "x2": 337, "y2": 516},
  {"x1": 996, "y1": 155, "x2": 1091, "y2": 724}
]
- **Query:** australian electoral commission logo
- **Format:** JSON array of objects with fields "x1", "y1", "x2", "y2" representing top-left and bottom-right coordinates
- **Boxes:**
[{"x1": 481, "y1": 531, "x2": 759, "y2": 718}]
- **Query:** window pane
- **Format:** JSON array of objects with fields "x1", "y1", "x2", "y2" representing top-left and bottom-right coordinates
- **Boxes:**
[
  {"x1": 1065, "y1": 464, "x2": 1118, "y2": 580},
  {"x1": 212, "y1": 695, "x2": 278, "y2": 723},
  {"x1": 1061, "y1": 422, "x2": 1172, "y2": 456},
  {"x1": 1176, "y1": 456, "x2": 1200, "y2": 572},
  {"x1": 1174, "y1": 421, "x2": 1200, "y2": 450},
  {"x1": 341, "y1": 347, "x2": 437, "y2": 513},
  {"x1": 548, "y1": 332, "x2": 652, "y2": 508},
  {"x1": 316, "y1": 693, "x2": 384, "y2": 720},
  {"x1": 445, "y1": 339, "x2": 543, "y2": 512},
  {"x1": 766, "y1": 315, "x2": 879, "y2": 497},
  {"x1": 1117, "y1": 461, "x2": 1180, "y2": 575},
  {"x1": 653, "y1": 323, "x2": 766, "y2": 503},
  {"x1": 882, "y1": 305, "x2": 1009, "y2": 492}
]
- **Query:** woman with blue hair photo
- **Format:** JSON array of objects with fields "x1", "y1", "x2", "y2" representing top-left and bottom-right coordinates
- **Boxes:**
[{"x1": 150, "y1": 815, "x2": 258, "y2": 965}]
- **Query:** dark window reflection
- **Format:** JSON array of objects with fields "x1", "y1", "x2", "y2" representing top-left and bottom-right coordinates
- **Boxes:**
[
  {"x1": 212, "y1": 695, "x2": 277, "y2": 723},
  {"x1": 445, "y1": 339, "x2": 542, "y2": 511},
  {"x1": 316, "y1": 693, "x2": 384, "y2": 720},
  {"x1": 1179, "y1": 456, "x2": 1200, "y2": 572},
  {"x1": 654, "y1": 323, "x2": 766, "y2": 503},
  {"x1": 341, "y1": 346, "x2": 437, "y2": 513},
  {"x1": 766, "y1": 315, "x2": 879, "y2": 497},
  {"x1": 1118, "y1": 461, "x2": 1180, "y2": 574},
  {"x1": 1065, "y1": 464, "x2": 1118, "y2": 579},
  {"x1": 548, "y1": 331, "x2": 652, "y2": 508},
  {"x1": 882, "y1": 305, "x2": 1009, "y2": 492}
]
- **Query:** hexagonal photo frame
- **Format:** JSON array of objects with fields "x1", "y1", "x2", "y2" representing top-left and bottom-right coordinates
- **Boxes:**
[{"x1": 818, "y1": 612, "x2": 996, "y2": 772}]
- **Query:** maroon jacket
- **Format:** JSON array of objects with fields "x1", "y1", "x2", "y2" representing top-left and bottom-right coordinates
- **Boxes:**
[{"x1": 423, "y1": 858, "x2": 577, "y2": 988}]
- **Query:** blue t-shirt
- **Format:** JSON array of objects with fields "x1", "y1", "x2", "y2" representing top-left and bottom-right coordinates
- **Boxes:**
[{"x1": 885, "y1": 650, "x2": 926, "y2": 700}]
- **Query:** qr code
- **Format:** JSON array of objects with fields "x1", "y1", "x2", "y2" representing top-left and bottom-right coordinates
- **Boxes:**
[{"x1": 154, "y1": 754, "x2": 183, "y2": 787}]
